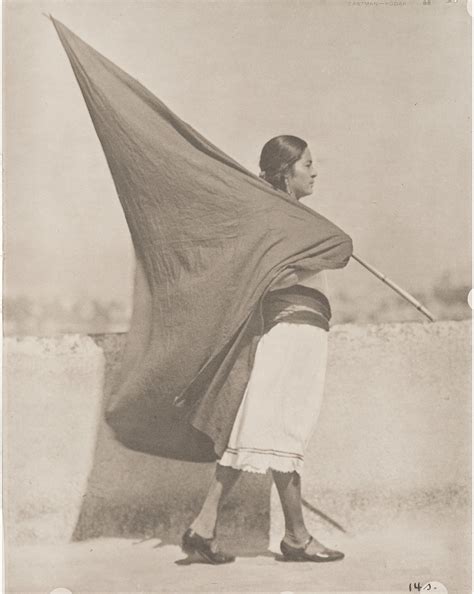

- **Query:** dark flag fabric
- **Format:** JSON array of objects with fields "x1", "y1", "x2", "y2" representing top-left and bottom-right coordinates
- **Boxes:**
[{"x1": 51, "y1": 18, "x2": 353, "y2": 462}]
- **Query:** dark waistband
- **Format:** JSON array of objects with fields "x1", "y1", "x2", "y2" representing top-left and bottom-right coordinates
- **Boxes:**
[{"x1": 262, "y1": 284, "x2": 331, "y2": 332}]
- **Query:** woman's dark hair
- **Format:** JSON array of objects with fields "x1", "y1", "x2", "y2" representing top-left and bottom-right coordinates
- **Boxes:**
[{"x1": 259, "y1": 135, "x2": 307, "y2": 192}]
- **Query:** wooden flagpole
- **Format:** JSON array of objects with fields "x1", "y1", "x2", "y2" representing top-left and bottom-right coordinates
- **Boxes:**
[{"x1": 351, "y1": 254, "x2": 435, "y2": 322}]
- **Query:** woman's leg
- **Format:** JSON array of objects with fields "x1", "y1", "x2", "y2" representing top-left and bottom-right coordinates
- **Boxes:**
[
  {"x1": 271, "y1": 470, "x2": 309, "y2": 544},
  {"x1": 190, "y1": 463, "x2": 241, "y2": 538},
  {"x1": 271, "y1": 470, "x2": 330, "y2": 553}
]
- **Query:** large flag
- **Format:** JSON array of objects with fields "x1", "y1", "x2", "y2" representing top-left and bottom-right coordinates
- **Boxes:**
[{"x1": 51, "y1": 18, "x2": 353, "y2": 462}]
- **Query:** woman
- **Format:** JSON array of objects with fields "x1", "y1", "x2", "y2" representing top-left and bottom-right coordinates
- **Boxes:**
[
  {"x1": 52, "y1": 20, "x2": 352, "y2": 568},
  {"x1": 182, "y1": 135, "x2": 345, "y2": 565}
]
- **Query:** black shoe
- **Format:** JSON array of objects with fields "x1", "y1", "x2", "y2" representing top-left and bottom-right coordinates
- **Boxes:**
[
  {"x1": 280, "y1": 536, "x2": 344, "y2": 562},
  {"x1": 181, "y1": 528, "x2": 235, "y2": 564}
]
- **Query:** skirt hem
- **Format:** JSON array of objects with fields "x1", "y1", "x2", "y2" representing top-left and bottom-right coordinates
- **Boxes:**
[{"x1": 218, "y1": 450, "x2": 304, "y2": 475}]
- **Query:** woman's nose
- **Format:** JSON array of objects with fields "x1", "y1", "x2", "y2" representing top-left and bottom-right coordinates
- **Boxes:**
[{"x1": 311, "y1": 171, "x2": 317, "y2": 179}]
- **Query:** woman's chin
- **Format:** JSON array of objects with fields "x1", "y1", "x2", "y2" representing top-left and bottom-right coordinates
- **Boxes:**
[{"x1": 295, "y1": 188, "x2": 313, "y2": 200}]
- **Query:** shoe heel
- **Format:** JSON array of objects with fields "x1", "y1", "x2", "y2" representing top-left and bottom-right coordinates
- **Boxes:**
[
  {"x1": 181, "y1": 528, "x2": 235, "y2": 564},
  {"x1": 280, "y1": 540, "x2": 298, "y2": 560},
  {"x1": 182, "y1": 529, "x2": 197, "y2": 554}
]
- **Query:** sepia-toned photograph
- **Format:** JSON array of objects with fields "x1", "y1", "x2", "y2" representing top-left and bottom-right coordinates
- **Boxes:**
[{"x1": 3, "y1": 0, "x2": 471, "y2": 592}]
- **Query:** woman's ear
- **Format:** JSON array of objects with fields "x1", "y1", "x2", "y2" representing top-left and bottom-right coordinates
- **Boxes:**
[{"x1": 284, "y1": 176, "x2": 294, "y2": 197}]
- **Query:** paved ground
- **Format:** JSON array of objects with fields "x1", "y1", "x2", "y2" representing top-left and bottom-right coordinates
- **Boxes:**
[{"x1": 6, "y1": 511, "x2": 471, "y2": 594}]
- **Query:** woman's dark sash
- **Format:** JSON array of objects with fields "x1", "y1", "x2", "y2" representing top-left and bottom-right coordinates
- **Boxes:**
[{"x1": 263, "y1": 285, "x2": 331, "y2": 333}]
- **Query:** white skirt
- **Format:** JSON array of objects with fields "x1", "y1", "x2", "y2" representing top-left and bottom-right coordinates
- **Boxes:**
[{"x1": 218, "y1": 322, "x2": 328, "y2": 475}]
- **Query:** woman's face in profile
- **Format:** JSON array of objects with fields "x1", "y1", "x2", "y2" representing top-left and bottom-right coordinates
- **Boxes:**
[{"x1": 287, "y1": 147, "x2": 317, "y2": 200}]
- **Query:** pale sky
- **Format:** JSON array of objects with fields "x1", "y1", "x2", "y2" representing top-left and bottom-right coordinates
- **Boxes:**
[{"x1": 4, "y1": 0, "x2": 471, "y2": 304}]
